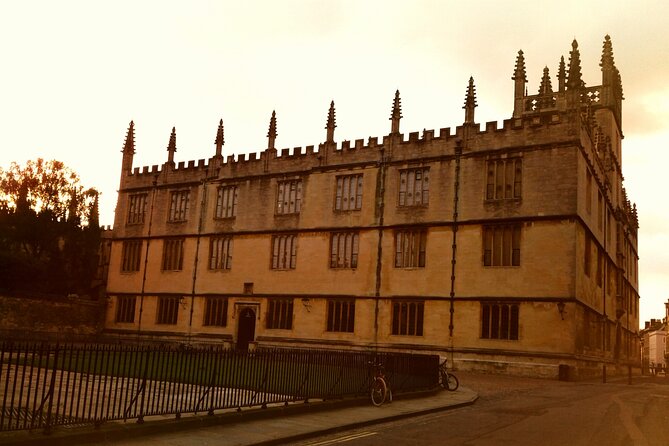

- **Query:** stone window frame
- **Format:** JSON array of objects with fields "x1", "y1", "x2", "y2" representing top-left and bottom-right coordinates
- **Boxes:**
[
  {"x1": 485, "y1": 157, "x2": 522, "y2": 201},
  {"x1": 391, "y1": 300, "x2": 424, "y2": 336},
  {"x1": 480, "y1": 302, "x2": 519, "y2": 340},
  {"x1": 121, "y1": 240, "x2": 142, "y2": 273},
  {"x1": 115, "y1": 296, "x2": 136, "y2": 323},
  {"x1": 266, "y1": 298, "x2": 293, "y2": 330},
  {"x1": 330, "y1": 231, "x2": 359, "y2": 269},
  {"x1": 334, "y1": 174, "x2": 363, "y2": 212},
  {"x1": 482, "y1": 224, "x2": 521, "y2": 267},
  {"x1": 394, "y1": 228, "x2": 427, "y2": 268},
  {"x1": 162, "y1": 238, "x2": 185, "y2": 271},
  {"x1": 156, "y1": 296, "x2": 179, "y2": 325},
  {"x1": 203, "y1": 296, "x2": 228, "y2": 327},
  {"x1": 168, "y1": 189, "x2": 190, "y2": 222},
  {"x1": 596, "y1": 246, "x2": 603, "y2": 287},
  {"x1": 215, "y1": 185, "x2": 238, "y2": 219},
  {"x1": 398, "y1": 167, "x2": 429, "y2": 207},
  {"x1": 326, "y1": 299, "x2": 355, "y2": 333},
  {"x1": 271, "y1": 234, "x2": 297, "y2": 270},
  {"x1": 276, "y1": 179, "x2": 302, "y2": 215},
  {"x1": 209, "y1": 235, "x2": 233, "y2": 270},
  {"x1": 126, "y1": 193, "x2": 148, "y2": 225}
]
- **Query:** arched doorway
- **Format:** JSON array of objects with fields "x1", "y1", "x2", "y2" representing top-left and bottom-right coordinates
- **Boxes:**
[{"x1": 237, "y1": 307, "x2": 256, "y2": 351}]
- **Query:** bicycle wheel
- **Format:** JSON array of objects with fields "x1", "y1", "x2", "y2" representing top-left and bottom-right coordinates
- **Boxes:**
[
  {"x1": 446, "y1": 373, "x2": 459, "y2": 391},
  {"x1": 371, "y1": 378, "x2": 388, "y2": 406}
]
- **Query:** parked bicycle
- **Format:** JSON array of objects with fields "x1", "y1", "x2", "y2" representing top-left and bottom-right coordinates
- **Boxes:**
[
  {"x1": 369, "y1": 360, "x2": 392, "y2": 406},
  {"x1": 439, "y1": 358, "x2": 459, "y2": 391}
]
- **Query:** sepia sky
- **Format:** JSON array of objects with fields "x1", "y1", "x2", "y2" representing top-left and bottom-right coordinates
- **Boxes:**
[{"x1": 0, "y1": 0, "x2": 667, "y2": 327}]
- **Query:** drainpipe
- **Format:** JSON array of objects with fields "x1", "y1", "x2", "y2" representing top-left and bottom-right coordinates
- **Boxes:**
[
  {"x1": 602, "y1": 200, "x2": 608, "y2": 383},
  {"x1": 373, "y1": 148, "x2": 388, "y2": 351},
  {"x1": 448, "y1": 140, "x2": 462, "y2": 340},
  {"x1": 188, "y1": 178, "x2": 209, "y2": 339},
  {"x1": 137, "y1": 174, "x2": 159, "y2": 338}
]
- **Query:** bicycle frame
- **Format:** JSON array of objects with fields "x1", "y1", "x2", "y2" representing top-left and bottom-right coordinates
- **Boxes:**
[
  {"x1": 439, "y1": 359, "x2": 459, "y2": 391},
  {"x1": 369, "y1": 361, "x2": 391, "y2": 406}
]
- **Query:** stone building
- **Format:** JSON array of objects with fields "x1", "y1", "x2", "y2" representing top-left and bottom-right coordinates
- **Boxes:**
[
  {"x1": 104, "y1": 36, "x2": 640, "y2": 379},
  {"x1": 640, "y1": 301, "x2": 669, "y2": 374},
  {"x1": 646, "y1": 327, "x2": 666, "y2": 374}
]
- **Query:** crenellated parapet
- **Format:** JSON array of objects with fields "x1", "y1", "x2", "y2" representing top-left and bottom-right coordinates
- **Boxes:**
[
  {"x1": 120, "y1": 110, "x2": 587, "y2": 191},
  {"x1": 117, "y1": 36, "x2": 626, "y2": 192}
]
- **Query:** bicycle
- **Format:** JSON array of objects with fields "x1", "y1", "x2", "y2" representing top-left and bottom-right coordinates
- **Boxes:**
[
  {"x1": 369, "y1": 360, "x2": 392, "y2": 406},
  {"x1": 439, "y1": 358, "x2": 459, "y2": 391}
]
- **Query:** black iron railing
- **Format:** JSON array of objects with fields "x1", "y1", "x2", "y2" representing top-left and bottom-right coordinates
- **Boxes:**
[{"x1": 0, "y1": 342, "x2": 438, "y2": 433}]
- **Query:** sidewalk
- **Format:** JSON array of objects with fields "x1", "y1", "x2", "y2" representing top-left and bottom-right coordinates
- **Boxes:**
[{"x1": 2, "y1": 387, "x2": 478, "y2": 446}]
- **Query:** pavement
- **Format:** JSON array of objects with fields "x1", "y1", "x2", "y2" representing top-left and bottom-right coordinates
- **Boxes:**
[{"x1": 1, "y1": 386, "x2": 477, "y2": 446}]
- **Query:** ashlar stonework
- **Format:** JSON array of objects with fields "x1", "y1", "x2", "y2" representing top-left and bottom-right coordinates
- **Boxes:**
[{"x1": 104, "y1": 36, "x2": 639, "y2": 379}]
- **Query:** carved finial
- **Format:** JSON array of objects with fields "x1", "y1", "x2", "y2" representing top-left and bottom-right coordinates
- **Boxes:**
[
  {"x1": 567, "y1": 39, "x2": 584, "y2": 90},
  {"x1": 600, "y1": 34, "x2": 615, "y2": 69},
  {"x1": 512, "y1": 50, "x2": 527, "y2": 82},
  {"x1": 539, "y1": 66, "x2": 553, "y2": 95},
  {"x1": 326, "y1": 100, "x2": 336, "y2": 129},
  {"x1": 512, "y1": 50, "x2": 528, "y2": 109},
  {"x1": 390, "y1": 90, "x2": 402, "y2": 134},
  {"x1": 537, "y1": 67, "x2": 555, "y2": 109},
  {"x1": 600, "y1": 34, "x2": 622, "y2": 102},
  {"x1": 167, "y1": 126, "x2": 177, "y2": 164},
  {"x1": 267, "y1": 110, "x2": 277, "y2": 150},
  {"x1": 557, "y1": 56, "x2": 566, "y2": 92},
  {"x1": 463, "y1": 76, "x2": 477, "y2": 124},
  {"x1": 325, "y1": 100, "x2": 336, "y2": 143},
  {"x1": 214, "y1": 119, "x2": 224, "y2": 157},
  {"x1": 122, "y1": 120, "x2": 135, "y2": 154}
]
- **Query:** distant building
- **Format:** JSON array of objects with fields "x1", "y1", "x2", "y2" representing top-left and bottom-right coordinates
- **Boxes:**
[
  {"x1": 103, "y1": 36, "x2": 640, "y2": 379},
  {"x1": 640, "y1": 301, "x2": 669, "y2": 374},
  {"x1": 648, "y1": 330, "x2": 666, "y2": 373}
]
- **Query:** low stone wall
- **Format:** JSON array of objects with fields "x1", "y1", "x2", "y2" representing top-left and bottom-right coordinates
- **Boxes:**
[
  {"x1": 456, "y1": 358, "x2": 561, "y2": 380},
  {"x1": 455, "y1": 357, "x2": 641, "y2": 381},
  {"x1": 0, "y1": 294, "x2": 106, "y2": 342}
]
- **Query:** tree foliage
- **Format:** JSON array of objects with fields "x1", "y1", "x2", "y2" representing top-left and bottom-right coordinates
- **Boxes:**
[
  {"x1": 0, "y1": 159, "x2": 101, "y2": 298},
  {"x1": 0, "y1": 159, "x2": 98, "y2": 222}
]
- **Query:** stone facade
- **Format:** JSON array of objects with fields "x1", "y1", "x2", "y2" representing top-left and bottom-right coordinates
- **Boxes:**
[{"x1": 104, "y1": 36, "x2": 640, "y2": 379}]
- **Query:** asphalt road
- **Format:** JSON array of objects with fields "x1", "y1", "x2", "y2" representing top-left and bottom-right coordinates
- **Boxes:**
[{"x1": 289, "y1": 374, "x2": 669, "y2": 446}]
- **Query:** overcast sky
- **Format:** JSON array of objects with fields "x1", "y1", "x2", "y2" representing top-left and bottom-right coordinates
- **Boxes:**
[{"x1": 1, "y1": 0, "x2": 667, "y2": 328}]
